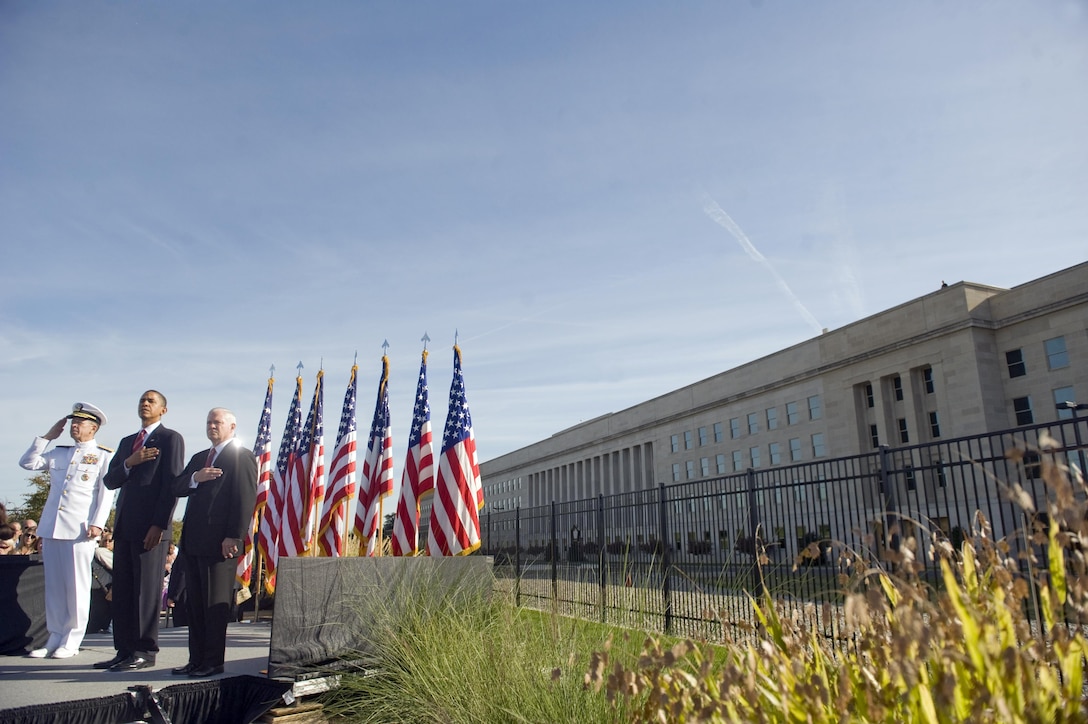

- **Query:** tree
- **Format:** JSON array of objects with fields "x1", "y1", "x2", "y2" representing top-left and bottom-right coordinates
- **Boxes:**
[{"x1": 9, "y1": 471, "x2": 50, "y2": 523}]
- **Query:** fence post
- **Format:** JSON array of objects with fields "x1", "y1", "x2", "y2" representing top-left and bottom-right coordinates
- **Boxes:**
[
  {"x1": 514, "y1": 506, "x2": 522, "y2": 608},
  {"x1": 879, "y1": 445, "x2": 900, "y2": 557},
  {"x1": 597, "y1": 493, "x2": 606, "y2": 624},
  {"x1": 746, "y1": 468, "x2": 767, "y2": 598},
  {"x1": 658, "y1": 483, "x2": 673, "y2": 636},
  {"x1": 550, "y1": 500, "x2": 558, "y2": 603}
]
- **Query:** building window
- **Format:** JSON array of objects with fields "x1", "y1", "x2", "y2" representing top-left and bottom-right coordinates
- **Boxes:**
[
  {"x1": 898, "y1": 418, "x2": 909, "y2": 444},
  {"x1": 698, "y1": 427, "x2": 708, "y2": 446},
  {"x1": 713, "y1": 422, "x2": 723, "y2": 443},
  {"x1": 1005, "y1": 349, "x2": 1027, "y2": 378},
  {"x1": 671, "y1": 463, "x2": 681, "y2": 482},
  {"x1": 1013, "y1": 396, "x2": 1034, "y2": 425},
  {"x1": 684, "y1": 430, "x2": 694, "y2": 450},
  {"x1": 789, "y1": 438, "x2": 802, "y2": 462},
  {"x1": 766, "y1": 407, "x2": 778, "y2": 430},
  {"x1": 716, "y1": 454, "x2": 727, "y2": 474},
  {"x1": 811, "y1": 433, "x2": 826, "y2": 458},
  {"x1": 922, "y1": 367, "x2": 935, "y2": 394},
  {"x1": 700, "y1": 457, "x2": 711, "y2": 477},
  {"x1": 893, "y1": 375, "x2": 904, "y2": 402},
  {"x1": 686, "y1": 460, "x2": 696, "y2": 479},
  {"x1": 1055, "y1": 387, "x2": 1077, "y2": 419},
  {"x1": 1045, "y1": 337, "x2": 1069, "y2": 370},
  {"x1": 869, "y1": 424, "x2": 880, "y2": 449},
  {"x1": 865, "y1": 383, "x2": 875, "y2": 408},
  {"x1": 786, "y1": 401, "x2": 800, "y2": 425},
  {"x1": 670, "y1": 434, "x2": 680, "y2": 453},
  {"x1": 750, "y1": 446, "x2": 761, "y2": 468},
  {"x1": 795, "y1": 488, "x2": 806, "y2": 503},
  {"x1": 905, "y1": 465, "x2": 916, "y2": 491},
  {"x1": 730, "y1": 418, "x2": 742, "y2": 439},
  {"x1": 928, "y1": 411, "x2": 941, "y2": 438},
  {"x1": 936, "y1": 460, "x2": 948, "y2": 488},
  {"x1": 747, "y1": 413, "x2": 760, "y2": 435},
  {"x1": 732, "y1": 450, "x2": 744, "y2": 472},
  {"x1": 769, "y1": 442, "x2": 782, "y2": 465},
  {"x1": 808, "y1": 395, "x2": 823, "y2": 420}
]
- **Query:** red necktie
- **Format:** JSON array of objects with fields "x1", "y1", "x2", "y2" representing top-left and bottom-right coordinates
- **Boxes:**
[
  {"x1": 206, "y1": 447, "x2": 217, "y2": 467},
  {"x1": 132, "y1": 430, "x2": 147, "y2": 453}
]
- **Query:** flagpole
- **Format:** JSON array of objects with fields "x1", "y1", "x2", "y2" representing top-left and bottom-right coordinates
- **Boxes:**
[
  {"x1": 253, "y1": 553, "x2": 264, "y2": 622},
  {"x1": 308, "y1": 368, "x2": 324, "y2": 558},
  {"x1": 377, "y1": 498, "x2": 384, "y2": 557}
]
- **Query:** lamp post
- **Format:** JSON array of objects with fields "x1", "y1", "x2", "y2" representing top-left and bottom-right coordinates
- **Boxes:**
[
  {"x1": 1057, "y1": 401, "x2": 1088, "y2": 479},
  {"x1": 570, "y1": 524, "x2": 581, "y2": 563}
]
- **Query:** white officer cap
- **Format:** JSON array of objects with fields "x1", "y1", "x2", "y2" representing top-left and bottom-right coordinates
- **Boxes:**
[{"x1": 68, "y1": 402, "x2": 107, "y2": 427}]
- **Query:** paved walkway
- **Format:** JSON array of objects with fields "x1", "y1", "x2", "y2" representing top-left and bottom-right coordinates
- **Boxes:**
[{"x1": 0, "y1": 621, "x2": 273, "y2": 711}]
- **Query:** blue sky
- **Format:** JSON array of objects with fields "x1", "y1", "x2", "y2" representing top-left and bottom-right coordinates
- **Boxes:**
[{"x1": 2, "y1": 1, "x2": 1086, "y2": 512}]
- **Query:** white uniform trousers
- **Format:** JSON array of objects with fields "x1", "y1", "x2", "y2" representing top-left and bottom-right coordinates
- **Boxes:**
[{"x1": 40, "y1": 536, "x2": 97, "y2": 652}]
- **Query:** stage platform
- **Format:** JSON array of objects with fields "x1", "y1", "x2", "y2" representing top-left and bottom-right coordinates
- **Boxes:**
[{"x1": 0, "y1": 621, "x2": 277, "y2": 712}]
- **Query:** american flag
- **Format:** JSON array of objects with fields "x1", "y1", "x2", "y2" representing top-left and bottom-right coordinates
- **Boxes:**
[
  {"x1": 353, "y1": 356, "x2": 394, "y2": 556},
  {"x1": 391, "y1": 349, "x2": 435, "y2": 556},
  {"x1": 317, "y1": 365, "x2": 357, "y2": 557},
  {"x1": 282, "y1": 372, "x2": 324, "y2": 557},
  {"x1": 239, "y1": 376, "x2": 274, "y2": 588},
  {"x1": 427, "y1": 345, "x2": 484, "y2": 556},
  {"x1": 262, "y1": 374, "x2": 302, "y2": 594}
]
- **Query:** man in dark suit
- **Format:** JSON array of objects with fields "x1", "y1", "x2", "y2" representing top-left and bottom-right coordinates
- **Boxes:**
[
  {"x1": 172, "y1": 407, "x2": 256, "y2": 677},
  {"x1": 97, "y1": 390, "x2": 184, "y2": 672}
]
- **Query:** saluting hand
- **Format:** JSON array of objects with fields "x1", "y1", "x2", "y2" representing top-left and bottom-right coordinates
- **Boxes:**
[{"x1": 42, "y1": 418, "x2": 67, "y2": 441}]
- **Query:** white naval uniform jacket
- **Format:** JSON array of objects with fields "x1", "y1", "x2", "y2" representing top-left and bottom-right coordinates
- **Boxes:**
[{"x1": 20, "y1": 437, "x2": 115, "y2": 539}]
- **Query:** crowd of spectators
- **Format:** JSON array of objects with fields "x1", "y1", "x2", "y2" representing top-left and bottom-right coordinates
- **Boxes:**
[{"x1": 0, "y1": 504, "x2": 42, "y2": 556}]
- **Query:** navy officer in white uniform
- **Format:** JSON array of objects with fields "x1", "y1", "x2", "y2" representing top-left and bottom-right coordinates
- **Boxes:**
[{"x1": 19, "y1": 402, "x2": 115, "y2": 658}]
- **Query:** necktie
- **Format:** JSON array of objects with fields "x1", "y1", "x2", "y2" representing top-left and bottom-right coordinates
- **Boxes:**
[
  {"x1": 206, "y1": 447, "x2": 217, "y2": 467},
  {"x1": 132, "y1": 430, "x2": 147, "y2": 453}
]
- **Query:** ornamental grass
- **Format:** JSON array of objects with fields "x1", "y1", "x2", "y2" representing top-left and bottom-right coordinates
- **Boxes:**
[{"x1": 325, "y1": 433, "x2": 1088, "y2": 723}]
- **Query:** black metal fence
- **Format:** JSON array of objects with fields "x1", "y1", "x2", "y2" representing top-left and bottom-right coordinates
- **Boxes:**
[{"x1": 481, "y1": 418, "x2": 1088, "y2": 642}]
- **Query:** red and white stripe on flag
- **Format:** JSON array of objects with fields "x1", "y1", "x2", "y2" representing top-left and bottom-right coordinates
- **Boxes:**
[
  {"x1": 318, "y1": 365, "x2": 358, "y2": 557},
  {"x1": 427, "y1": 345, "x2": 484, "y2": 556},
  {"x1": 238, "y1": 377, "x2": 275, "y2": 587},
  {"x1": 353, "y1": 355, "x2": 395, "y2": 557},
  {"x1": 280, "y1": 372, "x2": 324, "y2": 558},
  {"x1": 392, "y1": 349, "x2": 434, "y2": 556},
  {"x1": 262, "y1": 375, "x2": 304, "y2": 593}
]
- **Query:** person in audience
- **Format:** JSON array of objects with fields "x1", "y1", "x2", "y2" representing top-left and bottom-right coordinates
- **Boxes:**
[
  {"x1": 88, "y1": 528, "x2": 115, "y2": 634},
  {"x1": 165, "y1": 550, "x2": 189, "y2": 628},
  {"x1": 0, "y1": 504, "x2": 14, "y2": 554}
]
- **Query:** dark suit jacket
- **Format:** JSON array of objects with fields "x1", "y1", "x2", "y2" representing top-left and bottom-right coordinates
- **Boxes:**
[
  {"x1": 174, "y1": 440, "x2": 257, "y2": 557},
  {"x1": 104, "y1": 425, "x2": 185, "y2": 541}
]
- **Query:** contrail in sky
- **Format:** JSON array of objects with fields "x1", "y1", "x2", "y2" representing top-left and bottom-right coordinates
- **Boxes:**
[{"x1": 701, "y1": 195, "x2": 824, "y2": 335}]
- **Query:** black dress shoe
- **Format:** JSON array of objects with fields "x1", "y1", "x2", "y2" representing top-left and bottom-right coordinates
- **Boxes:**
[
  {"x1": 110, "y1": 655, "x2": 154, "y2": 671},
  {"x1": 93, "y1": 653, "x2": 129, "y2": 670},
  {"x1": 188, "y1": 665, "x2": 224, "y2": 677},
  {"x1": 171, "y1": 663, "x2": 196, "y2": 675}
]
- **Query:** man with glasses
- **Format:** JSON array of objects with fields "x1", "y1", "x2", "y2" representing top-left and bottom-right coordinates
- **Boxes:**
[{"x1": 18, "y1": 403, "x2": 114, "y2": 659}]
